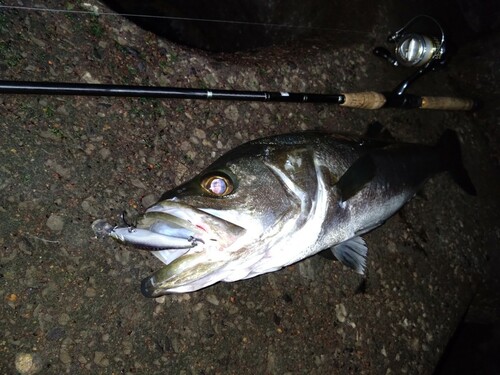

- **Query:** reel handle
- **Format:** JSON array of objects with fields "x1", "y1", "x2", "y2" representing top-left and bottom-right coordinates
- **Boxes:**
[{"x1": 373, "y1": 47, "x2": 399, "y2": 67}]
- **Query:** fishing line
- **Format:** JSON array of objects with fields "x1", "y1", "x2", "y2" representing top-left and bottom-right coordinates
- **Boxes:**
[
  {"x1": 0, "y1": 3, "x2": 370, "y2": 34},
  {"x1": 0, "y1": 4, "x2": 478, "y2": 111}
]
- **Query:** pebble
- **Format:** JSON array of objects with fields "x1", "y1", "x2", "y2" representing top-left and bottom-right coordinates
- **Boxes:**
[
  {"x1": 45, "y1": 159, "x2": 71, "y2": 179},
  {"x1": 81, "y1": 197, "x2": 100, "y2": 216},
  {"x1": 94, "y1": 351, "x2": 110, "y2": 367},
  {"x1": 155, "y1": 295, "x2": 167, "y2": 304},
  {"x1": 99, "y1": 148, "x2": 111, "y2": 160},
  {"x1": 130, "y1": 178, "x2": 147, "y2": 189},
  {"x1": 84, "y1": 142, "x2": 96, "y2": 155},
  {"x1": 335, "y1": 303, "x2": 347, "y2": 323},
  {"x1": 56, "y1": 105, "x2": 69, "y2": 116},
  {"x1": 141, "y1": 193, "x2": 157, "y2": 208},
  {"x1": 180, "y1": 140, "x2": 191, "y2": 152},
  {"x1": 266, "y1": 350, "x2": 277, "y2": 373},
  {"x1": 31, "y1": 37, "x2": 46, "y2": 49},
  {"x1": 298, "y1": 260, "x2": 316, "y2": 280},
  {"x1": 15, "y1": 352, "x2": 43, "y2": 374},
  {"x1": 114, "y1": 249, "x2": 130, "y2": 265},
  {"x1": 18, "y1": 199, "x2": 40, "y2": 211},
  {"x1": 153, "y1": 304, "x2": 163, "y2": 317},
  {"x1": 81, "y1": 71, "x2": 100, "y2": 84},
  {"x1": 122, "y1": 340, "x2": 133, "y2": 355},
  {"x1": 116, "y1": 36, "x2": 128, "y2": 46},
  {"x1": 58, "y1": 313, "x2": 70, "y2": 325},
  {"x1": 59, "y1": 338, "x2": 72, "y2": 364},
  {"x1": 387, "y1": 241, "x2": 398, "y2": 253},
  {"x1": 206, "y1": 294, "x2": 220, "y2": 306},
  {"x1": 224, "y1": 105, "x2": 239, "y2": 122},
  {"x1": 39, "y1": 130, "x2": 62, "y2": 141},
  {"x1": 194, "y1": 128, "x2": 206, "y2": 139},
  {"x1": 46, "y1": 214, "x2": 65, "y2": 232},
  {"x1": 381, "y1": 346, "x2": 387, "y2": 357}
]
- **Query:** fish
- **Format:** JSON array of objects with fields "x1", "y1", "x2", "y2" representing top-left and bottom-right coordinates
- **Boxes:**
[{"x1": 97, "y1": 128, "x2": 476, "y2": 297}]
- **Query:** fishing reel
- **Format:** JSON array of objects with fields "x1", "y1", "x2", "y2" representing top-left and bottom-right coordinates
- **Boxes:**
[
  {"x1": 375, "y1": 15, "x2": 446, "y2": 68},
  {"x1": 374, "y1": 15, "x2": 447, "y2": 96}
]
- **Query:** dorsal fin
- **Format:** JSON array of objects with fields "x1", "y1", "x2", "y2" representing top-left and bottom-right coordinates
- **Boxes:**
[
  {"x1": 364, "y1": 121, "x2": 395, "y2": 141},
  {"x1": 336, "y1": 155, "x2": 376, "y2": 202}
]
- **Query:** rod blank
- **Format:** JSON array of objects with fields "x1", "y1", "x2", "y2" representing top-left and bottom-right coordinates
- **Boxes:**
[
  {"x1": 0, "y1": 80, "x2": 478, "y2": 110},
  {"x1": 0, "y1": 80, "x2": 343, "y2": 104}
]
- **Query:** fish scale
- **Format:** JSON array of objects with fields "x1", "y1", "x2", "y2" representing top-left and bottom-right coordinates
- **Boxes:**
[{"x1": 97, "y1": 130, "x2": 475, "y2": 296}]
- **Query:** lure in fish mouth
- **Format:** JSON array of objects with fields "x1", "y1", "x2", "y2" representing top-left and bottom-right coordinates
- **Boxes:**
[
  {"x1": 106, "y1": 202, "x2": 249, "y2": 296},
  {"x1": 94, "y1": 129, "x2": 475, "y2": 297}
]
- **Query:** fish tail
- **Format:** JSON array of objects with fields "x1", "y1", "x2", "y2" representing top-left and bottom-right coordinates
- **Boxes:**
[{"x1": 437, "y1": 130, "x2": 477, "y2": 195}]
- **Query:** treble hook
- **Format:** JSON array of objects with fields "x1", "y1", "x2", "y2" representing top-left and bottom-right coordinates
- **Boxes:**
[{"x1": 188, "y1": 236, "x2": 205, "y2": 247}]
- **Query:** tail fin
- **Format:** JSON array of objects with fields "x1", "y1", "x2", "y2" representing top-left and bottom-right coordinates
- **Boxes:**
[{"x1": 437, "y1": 130, "x2": 477, "y2": 195}]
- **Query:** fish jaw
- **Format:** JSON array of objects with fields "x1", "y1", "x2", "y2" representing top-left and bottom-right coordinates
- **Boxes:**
[
  {"x1": 109, "y1": 201, "x2": 247, "y2": 251},
  {"x1": 141, "y1": 202, "x2": 277, "y2": 294},
  {"x1": 107, "y1": 200, "x2": 258, "y2": 295},
  {"x1": 141, "y1": 252, "x2": 228, "y2": 296}
]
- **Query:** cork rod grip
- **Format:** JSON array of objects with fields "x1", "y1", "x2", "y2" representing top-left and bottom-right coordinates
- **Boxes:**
[
  {"x1": 420, "y1": 96, "x2": 476, "y2": 111},
  {"x1": 340, "y1": 92, "x2": 386, "y2": 109}
]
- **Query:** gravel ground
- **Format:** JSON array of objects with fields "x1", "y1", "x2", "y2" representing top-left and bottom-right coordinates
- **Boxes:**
[{"x1": 1, "y1": 1, "x2": 499, "y2": 374}]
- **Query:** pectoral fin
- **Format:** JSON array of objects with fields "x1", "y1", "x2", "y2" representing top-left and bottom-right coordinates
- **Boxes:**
[
  {"x1": 331, "y1": 236, "x2": 368, "y2": 274},
  {"x1": 336, "y1": 155, "x2": 376, "y2": 202}
]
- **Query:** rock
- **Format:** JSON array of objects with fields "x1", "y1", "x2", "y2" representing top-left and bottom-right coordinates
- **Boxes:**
[
  {"x1": 81, "y1": 72, "x2": 100, "y2": 84},
  {"x1": 46, "y1": 214, "x2": 64, "y2": 232},
  {"x1": 335, "y1": 303, "x2": 347, "y2": 323},
  {"x1": 99, "y1": 148, "x2": 111, "y2": 160},
  {"x1": 141, "y1": 193, "x2": 157, "y2": 208},
  {"x1": 45, "y1": 159, "x2": 71, "y2": 179},
  {"x1": 59, "y1": 338, "x2": 72, "y2": 365},
  {"x1": 15, "y1": 352, "x2": 43, "y2": 374},
  {"x1": 94, "y1": 351, "x2": 110, "y2": 367},
  {"x1": 58, "y1": 313, "x2": 70, "y2": 326},
  {"x1": 194, "y1": 128, "x2": 206, "y2": 139},
  {"x1": 81, "y1": 197, "x2": 100, "y2": 216},
  {"x1": 130, "y1": 178, "x2": 147, "y2": 189},
  {"x1": 298, "y1": 260, "x2": 316, "y2": 280},
  {"x1": 206, "y1": 294, "x2": 220, "y2": 306},
  {"x1": 224, "y1": 105, "x2": 239, "y2": 122}
]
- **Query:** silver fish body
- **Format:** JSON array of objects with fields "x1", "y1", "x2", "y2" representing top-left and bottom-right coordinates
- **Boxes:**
[{"x1": 103, "y1": 130, "x2": 475, "y2": 296}]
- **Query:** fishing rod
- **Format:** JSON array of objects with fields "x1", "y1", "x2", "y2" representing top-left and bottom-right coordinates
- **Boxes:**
[
  {"x1": 0, "y1": 15, "x2": 477, "y2": 110},
  {"x1": 0, "y1": 79, "x2": 476, "y2": 110}
]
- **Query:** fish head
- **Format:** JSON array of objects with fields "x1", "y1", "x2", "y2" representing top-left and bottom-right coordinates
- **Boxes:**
[{"x1": 110, "y1": 138, "x2": 311, "y2": 296}]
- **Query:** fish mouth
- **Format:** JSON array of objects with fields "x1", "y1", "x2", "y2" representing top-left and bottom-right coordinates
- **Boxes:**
[{"x1": 107, "y1": 201, "x2": 246, "y2": 296}]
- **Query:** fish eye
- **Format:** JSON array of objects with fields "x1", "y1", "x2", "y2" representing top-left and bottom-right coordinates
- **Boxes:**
[{"x1": 201, "y1": 174, "x2": 234, "y2": 197}]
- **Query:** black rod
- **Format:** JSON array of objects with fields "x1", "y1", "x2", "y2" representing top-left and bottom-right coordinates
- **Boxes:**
[
  {"x1": 0, "y1": 80, "x2": 344, "y2": 104},
  {"x1": 0, "y1": 80, "x2": 478, "y2": 110}
]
